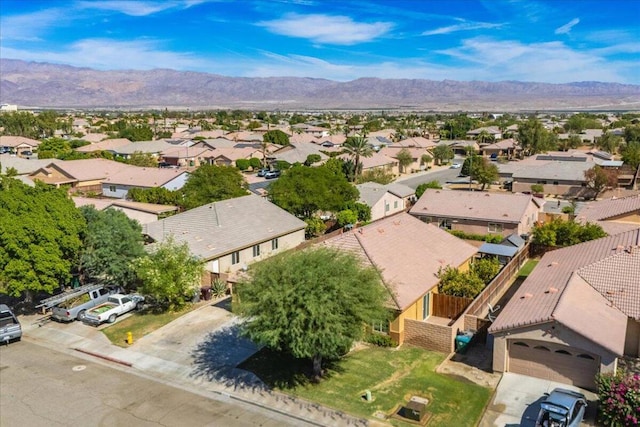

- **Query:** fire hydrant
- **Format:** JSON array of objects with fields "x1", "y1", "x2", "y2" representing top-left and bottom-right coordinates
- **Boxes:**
[{"x1": 126, "y1": 331, "x2": 133, "y2": 345}]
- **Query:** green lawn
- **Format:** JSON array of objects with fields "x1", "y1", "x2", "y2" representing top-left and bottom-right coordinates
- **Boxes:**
[
  {"x1": 101, "y1": 305, "x2": 194, "y2": 347},
  {"x1": 240, "y1": 346, "x2": 492, "y2": 427},
  {"x1": 518, "y1": 259, "x2": 539, "y2": 278}
]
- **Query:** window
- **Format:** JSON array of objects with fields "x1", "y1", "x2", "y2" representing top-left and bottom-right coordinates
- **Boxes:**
[
  {"x1": 577, "y1": 353, "x2": 595, "y2": 360},
  {"x1": 372, "y1": 320, "x2": 389, "y2": 333},
  {"x1": 422, "y1": 294, "x2": 430, "y2": 319},
  {"x1": 252, "y1": 245, "x2": 260, "y2": 257},
  {"x1": 537, "y1": 180, "x2": 547, "y2": 185},
  {"x1": 385, "y1": 202, "x2": 390, "y2": 212},
  {"x1": 534, "y1": 345, "x2": 551, "y2": 351},
  {"x1": 271, "y1": 238, "x2": 279, "y2": 250},
  {"x1": 231, "y1": 251, "x2": 240, "y2": 265},
  {"x1": 512, "y1": 341, "x2": 529, "y2": 347},
  {"x1": 555, "y1": 349, "x2": 571, "y2": 355},
  {"x1": 438, "y1": 218, "x2": 452, "y2": 230},
  {"x1": 553, "y1": 181, "x2": 559, "y2": 185},
  {"x1": 109, "y1": 185, "x2": 116, "y2": 192},
  {"x1": 488, "y1": 223, "x2": 503, "y2": 233},
  {"x1": 394, "y1": 200, "x2": 398, "y2": 209}
]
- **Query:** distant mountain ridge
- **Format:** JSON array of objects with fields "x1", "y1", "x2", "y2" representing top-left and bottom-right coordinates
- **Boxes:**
[{"x1": 1, "y1": 59, "x2": 639, "y2": 111}]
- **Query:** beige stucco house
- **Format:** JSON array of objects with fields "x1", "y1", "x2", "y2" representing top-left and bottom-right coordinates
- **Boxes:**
[{"x1": 356, "y1": 182, "x2": 415, "y2": 221}]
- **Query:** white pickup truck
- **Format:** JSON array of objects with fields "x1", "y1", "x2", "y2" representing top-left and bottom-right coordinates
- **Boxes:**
[{"x1": 82, "y1": 294, "x2": 144, "y2": 326}]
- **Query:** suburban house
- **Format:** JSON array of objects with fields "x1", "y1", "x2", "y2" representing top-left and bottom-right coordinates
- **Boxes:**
[
  {"x1": 74, "y1": 138, "x2": 132, "y2": 154},
  {"x1": 498, "y1": 151, "x2": 597, "y2": 197},
  {"x1": 0, "y1": 153, "x2": 61, "y2": 176},
  {"x1": 160, "y1": 145, "x2": 216, "y2": 167},
  {"x1": 480, "y1": 138, "x2": 519, "y2": 159},
  {"x1": 339, "y1": 151, "x2": 399, "y2": 176},
  {"x1": 270, "y1": 142, "x2": 329, "y2": 165},
  {"x1": 101, "y1": 167, "x2": 190, "y2": 199},
  {"x1": 489, "y1": 229, "x2": 640, "y2": 390},
  {"x1": 0, "y1": 135, "x2": 41, "y2": 155},
  {"x1": 377, "y1": 146, "x2": 432, "y2": 173},
  {"x1": 409, "y1": 189, "x2": 542, "y2": 238},
  {"x1": 321, "y1": 213, "x2": 478, "y2": 347},
  {"x1": 73, "y1": 197, "x2": 178, "y2": 225},
  {"x1": 110, "y1": 139, "x2": 185, "y2": 159},
  {"x1": 356, "y1": 182, "x2": 415, "y2": 221},
  {"x1": 143, "y1": 194, "x2": 306, "y2": 278},
  {"x1": 467, "y1": 126, "x2": 503, "y2": 140},
  {"x1": 575, "y1": 195, "x2": 640, "y2": 234},
  {"x1": 29, "y1": 158, "x2": 134, "y2": 194}
]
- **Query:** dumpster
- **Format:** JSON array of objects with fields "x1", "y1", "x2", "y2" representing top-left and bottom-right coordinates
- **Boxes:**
[
  {"x1": 455, "y1": 330, "x2": 474, "y2": 353},
  {"x1": 200, "y1": 286, "x2": 212, "y2": 301}
]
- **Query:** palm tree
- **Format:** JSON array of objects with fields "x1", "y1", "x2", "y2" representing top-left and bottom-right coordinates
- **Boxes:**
[
  {"x1": 342, "y1": 136, "x2": 374, "y2": 180},
  {"x1": 476, "y1": 130, "x2": 495, "y2": 145}
]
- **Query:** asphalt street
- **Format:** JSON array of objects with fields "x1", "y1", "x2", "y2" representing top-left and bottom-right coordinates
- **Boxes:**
[
  {"x1": 396, "y1": 164, "x2": 464, "y2": 189},
  {"x1": 0, "y1": 340, "x2": 300, "y2": 427}
]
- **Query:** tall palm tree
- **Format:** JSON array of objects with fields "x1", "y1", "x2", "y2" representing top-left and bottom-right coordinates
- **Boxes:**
[{"x1": 342, "y1": 136, "x2": 374, "y2": 180}]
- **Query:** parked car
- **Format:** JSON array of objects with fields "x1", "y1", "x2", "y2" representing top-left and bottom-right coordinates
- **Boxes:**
[
  {"x1": 264, "y1": 170, "x2": 281, "y2": 179},
  {"x1": 20, "y1": 150, "x2": 33, "y2": 157},
  {"x1": 535, "y1": 388, "x2": 587, "y2": 427},
  {"x1": 450, "y1": 163, "x2": 461, "y2": 169},
  {"x1": 83, "y1": 294, "x2": 145, "y2": 326},
  {"x1": 51, "y1": 285, "x2": 117, "y2": 322},
  {"x1": 0, "y1": 304, "x2": 22, "y2": 344},
  {"x1": 256, "y1": 168, "x2": 270, "y2": 177}
]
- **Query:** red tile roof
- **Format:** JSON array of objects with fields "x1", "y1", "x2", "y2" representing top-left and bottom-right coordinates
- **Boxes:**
[{"x1": 320, "y1": 213, "x2": 478, "y2": 311}]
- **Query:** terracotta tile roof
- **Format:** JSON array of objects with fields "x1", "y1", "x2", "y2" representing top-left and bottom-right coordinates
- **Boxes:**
[
  {"x1": 379, "y1": 146, "x2": 428, "y2": 159},
  {"x1": 490, "y1": 229, "x2": 640, "y2": 344},
  {"x1": 103, "y1": 167, "x2": 189, "y2": 188},
  {"x1": 75, "y1": 138, "x2": 132, "y2": 152},
  {"x1": 161, "y1": 146, "x2": 215, "y2": 159},
  {"x1": 552, "y1": 273, "x2": 627, "y2": 354},
  {"x1": 0, "y1": 135, "x2": 41, "y2": 147},
  {"x1": 410, "y1": 189, "x2": 536, "y2": 224},
  {"x1": 482, "y1": 138, "x2": 517, "y2": 150},
  {"x1": 143, "y1": 195, "x2": 306, "y2": 260},
  {"x1": 321, "y1": 213, "x2": 478, "y2": 310},
  {"x1": 392, "y1": 137, "x2": 437, "y2": 149},
  {"x1": 0, "y1": 154, "x2": 61, "y2": 175},
  {"x1": 81, "y1": 133, "x2": 109, "y2": 143},
  {"x1": 272, "y1": 142, "x2": 328, "y2": 164},
  {"x1": 35, "y1": 158, "x2": 134, "y2": 182},
  {"x1": 114, "y1": 140, "x2": 179, "y2": 155},
  {"x1": 575, "y1": 195, "x2": 640, "y2": 223}
]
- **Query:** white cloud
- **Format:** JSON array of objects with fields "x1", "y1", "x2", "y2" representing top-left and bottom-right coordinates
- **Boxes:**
[
  {"x1": 0, "y1": 8, "x2": 66, "y2": 41},
  {"x1": 75, "y1": 0, "x2": 206, "y2": 16},
  {"x1": 422, "y1": 21, "x2": 502, "y2": 36},
  {"x1": 554, "y1": 18, "x2": 580, "y2": 35},
  {"x1": 0, "y1": 39, "x2": 210, "y2": 71},
  {"x1": 258, "y1": 13, "x2": 392, "y2": 45}
]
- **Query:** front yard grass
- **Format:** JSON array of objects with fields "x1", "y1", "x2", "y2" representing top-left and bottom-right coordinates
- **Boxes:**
[
  {"x1": 101, "y1": 305, "x2": 194, "y2": 347},
  {"x1": 518, "y1": 259, "x2": 539, "y2": 278},
  {"x1": 239, "y1": 345, "x2": 492, "y2": 427}
]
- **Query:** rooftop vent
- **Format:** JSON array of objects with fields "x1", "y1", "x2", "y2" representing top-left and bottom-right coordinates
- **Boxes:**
[{"x1": 520, "y1": 292, "x2": 533, "y2": 299}]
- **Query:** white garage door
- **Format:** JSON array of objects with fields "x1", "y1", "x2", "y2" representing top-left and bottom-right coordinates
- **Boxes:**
[{"x1": 507, "y1": 339, "x2": 599, "y2": 390}]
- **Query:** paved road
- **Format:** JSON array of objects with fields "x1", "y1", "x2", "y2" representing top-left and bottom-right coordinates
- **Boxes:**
[
  {"x1": 396, "y1": 165, "x2": 464, "y2": 189},
  {"x1": 0, "y1": 341, "x2": 300, "y2": 427}
]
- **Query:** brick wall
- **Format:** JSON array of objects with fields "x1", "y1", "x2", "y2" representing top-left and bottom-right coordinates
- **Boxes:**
[{"x1": 404, "y1": 319, "x2": 454, "y2": 353}]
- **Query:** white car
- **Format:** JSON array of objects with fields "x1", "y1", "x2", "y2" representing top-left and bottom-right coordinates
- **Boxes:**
[{"x1": 450, "y1": 163, "x2": 462, "y2": 169}]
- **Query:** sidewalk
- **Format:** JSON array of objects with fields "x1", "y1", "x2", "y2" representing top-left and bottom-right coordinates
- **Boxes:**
[{"x1": 20, "y1": 305, "x2": 369, "y2": 427}]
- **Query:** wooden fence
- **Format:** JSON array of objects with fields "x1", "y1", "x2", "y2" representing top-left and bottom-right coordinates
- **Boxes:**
[{"x1": 432, "y1": 293, "x2": 473, "y2": 319}]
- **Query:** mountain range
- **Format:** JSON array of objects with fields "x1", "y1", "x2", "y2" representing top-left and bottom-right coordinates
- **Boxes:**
[{"x1": 1, "y1": 59, "x2": 639, "y2": 111}]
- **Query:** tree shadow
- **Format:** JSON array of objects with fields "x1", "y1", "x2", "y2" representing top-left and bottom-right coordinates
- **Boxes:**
[{"x1": 190, "y1": 322, "x2": 265, "y2": 390}]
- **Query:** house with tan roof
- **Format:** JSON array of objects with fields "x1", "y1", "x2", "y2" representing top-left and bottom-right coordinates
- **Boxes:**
[
  {"x1": 30, "y1": 158, "x2": 134, "y2": 194},
  {"x1": 480, "y1": 138, "x2": 519, "y2": 159},
  {"x1": 467, "y1": 126, "x2": 503, "y2": 140},
  {"x1": 270, "y1": 142, "x2": 329, "y2": 165},
  {"x1": 75, "y1": 138, "x2": 132, "y2": 153},
  {"x1": 378, "y1": 146, "x2": 431, "y2": 173},
  {"x1": 489, "y1": 229, "x2": 640, "y2": 390},
  {"x1": 160, "y1": 146, "x2": 215, "y2": 167},
  {"x1": 321, "y1": 213, "x2": 478, "y2": 348},
  {"x1": 575, "y1": 195, "x2": 640, "y2": 234},
  {"x1": 144, "y1": 194, "x2": 306, "y2": 277},
  {"x1": 73, "y1": 197, "x2": 178, "y2": 225},
  {"x1": 356, "y1": 182, "x2": 415, "y2": 221},
  {"x1": 111, "y1": 140, "x2": 184, "y2": 159},
  {"x1": 0, "y1": 135, "x2": 41, "y2": 156},
  {"x1": 102, "y1": 167, "x2": 190, "y2": 199},
  {"x1": 0, "y1": 153, "x2": 61, "y2": 176},
  {"x1": 410, "y1": 189, "x2": 542, "y2": 238},
  {"x1": 392, "y1": 136, "x2": 438, "y2": 149}
]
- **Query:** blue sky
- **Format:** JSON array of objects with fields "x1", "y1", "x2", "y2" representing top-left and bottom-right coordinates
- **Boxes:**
[{"x1": 1, "y1": 0, "x2": 638, "y2": 84}]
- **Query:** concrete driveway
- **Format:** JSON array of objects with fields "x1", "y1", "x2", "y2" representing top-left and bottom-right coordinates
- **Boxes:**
[{"x1": 480, "y1": 373, "x2": 598, "y2": 427}]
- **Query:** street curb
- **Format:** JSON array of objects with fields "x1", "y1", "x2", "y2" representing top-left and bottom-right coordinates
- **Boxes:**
[{"x1": 73, "y1": 347, "x2": 133, "y2": 367}]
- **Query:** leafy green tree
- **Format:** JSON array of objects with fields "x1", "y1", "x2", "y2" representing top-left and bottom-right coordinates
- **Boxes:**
[
  {"x1": 461, "y1": 153, "x2": 479, "y2": 177},
  {"x1": 127, "y1": 151, "x2": 158, "y2": 167},
  {"x1": 584, "y1": 165, "x2": 618, "y2": 199},
  {"x1": 37, "y1": 137, "x2": 73, "y2": 159},
  {"x1": 342, "y1": 201, "x2": 372, "y2": 222},
  {"x1": 181, "y1": 165, "x2": 248, "y2": 210},
  {"x1": 268, "y1": 165, "x2": 358, "y2": 218},
  {"x1": 432, "y1": 144, "x2": 454, "y2": 165},
  {"x1": 530, "y1": 184, "x2": 544, "y2": 194},
  {"x1": 396, "y1": 148, "x2": 414, "y2": 173},
  {"x1": 336, "y1": 209, "x2": 358, "y2": 227},
  {"x1": 621, "y1": 141, "x2": 640, "y2": 169},
  {"x1": 595, "y1": 132, "x2": 621, "y2": 154},
  {"x1": 235, "y1": 158, "x2": 250, "y2": 171},
  {"x1": 475, "y1": 130, "x2": 495, "y2": 145},
  {"x1": 118, "y1": 124, "x2": 154, "y2": 141},
  {"x1": 517, "y1": 118, "x2": 556, "y2": 156},
  {"x1": 79, "y1": 206, "x2": 145, "y2": 288},
  {"x1": 0, "y1": 181, "x2": 86, "y2": 301},
  {"x1": 304, "y1": 217, "x2": 327, "y2": 238},
  {"x1": 133, "y1": 237, "x2": 204, "y2": 311},
  {"x1": 415, "y1": 180, "x2": 442, "y2": 198},
  {"x1": 436, "y1": 266, "x2": 485, "y2": 298},
  {"x1": 624, "y1": 125, "x2": 640, "y2": 144},
  {"x1": 236, "y1": 247, "x2": 389, "y2": 379},
  {"x1": 420, "y1": 154, "x2": 433, "y2": 168},
  {"x1": 249, "y1": 157, "x2": 261, "y2": 169},
  {"x1": 471, "y1": 157, "x2": 500, "y2": 190},
  {"x1": 127, "y1": 187, "x2": 182, "y2": 207},
  {"x1": 263, "y1": 129, "x2": 290, "y2": 146},
  {"x1": 532, "y1": 218, "x2": 606, "y2": 248},
  {"x1": 471, "y1": 257, "x2": 501, "y2": 284},
  {"x1": 342, "y1": 136, "x2": 374, "y2": 179},
  {"x1": 557, "y1": 134, "x2": 582, "y2": 151},
  {"x1": 304, "y1": 154, "x2": 322, "y2": 166}
]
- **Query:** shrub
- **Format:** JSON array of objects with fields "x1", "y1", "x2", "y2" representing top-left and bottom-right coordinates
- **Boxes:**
[
  {"x1": 235, "y1": 159, "x2": 250, "y2": 170},
  {"x1": 305, "y1": 217, "x2": 327, "y2": 238},
  {"x1": 530, "y1": 184, "x2": 544, "y2": 194},
  {"x1": 449, "y1": 230, "x2": 503, "y2": 243},
  {"x1": 336, "y1": 209, "x2": 358, "y2": 227},
  {"x1": 596, "y1": 372, "x2": 640, "y2": 426},
  {"x1": 211, "y1": 278, "x2": 228, "y2": 298},
  {"x1": 415, "y1": 180, "x2": 442, "y2": 198},
  {"x1": 249, "y1": 157, "x2": 262, "y2": 169},
  {"x1": 275, "y1": 160, "x2": 291, "y2": 170},
  {"x1": 364, "y1": 332, "x2": 397, "y2": 347}
]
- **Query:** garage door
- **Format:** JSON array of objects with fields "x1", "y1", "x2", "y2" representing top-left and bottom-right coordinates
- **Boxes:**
[{"x1": 507, "y1": 339, "x2": 599, "y2": 390}]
